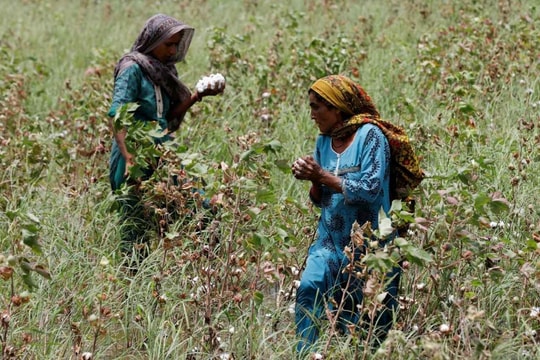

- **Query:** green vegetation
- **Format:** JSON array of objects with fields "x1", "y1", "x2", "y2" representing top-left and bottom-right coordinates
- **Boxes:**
[{"x1": 1, "y1": 0, "x2": 539, "y2": 358}]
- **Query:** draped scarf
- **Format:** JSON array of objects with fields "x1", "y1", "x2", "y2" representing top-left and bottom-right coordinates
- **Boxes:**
[{"x1": 114, "y1": 14, "x2": 194, "y2": 131}]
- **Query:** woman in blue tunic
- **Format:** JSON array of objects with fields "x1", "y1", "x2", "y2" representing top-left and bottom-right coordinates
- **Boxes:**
[
  {"x1": 291, "y1": 75, "x2": 400, "y2": 353},
  {"x1": 108, "y1": 14, "x2": 223, "y2": 258}
]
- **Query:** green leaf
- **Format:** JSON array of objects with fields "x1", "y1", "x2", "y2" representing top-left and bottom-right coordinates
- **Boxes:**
[
  {"x1": 5, "y1": 210, "x2": 19, "y2": 221},
  {"x1": 457, "y1": 169, "x2": 472, "y2": 185},
  {"x1": 147, "y1": 123, "x2": 166, "y2": 138},
  {"x1": 237, "y1": 178, "x2": 258, "y2": 191},
  {"x1": 470, "y1": 278, "x2": 483, "y2": 287},
  {"x1": 274, "y1": 159, "x2": 292, "y2": 173},
  {"x1": 185, "y1": 163, "x2": 209, "y2": 178},
  {"x1": 473, "y1": 193, "x2": 490, "y2": 211},
  {"x1": 263, "y1": 140, "x2": 282, "y2": 153},
  {"x1": 127, "y1": 165, "x2": 145, "y2": 180},
  {"x1": 501, "y1": 249, "x2": 516, "y2": 258},
  {"x1": 248, "y1": 233, "x2": 262, "y2": 247},
  {"x1": 525, "y1": 239, "x2": 538, "y2": 251},
  {"x1": 390, "y1": 200, "x2": 403, "y2": 213},
  {"x1": 22, "y1": 272, "x2": 38, "y2": 289},
  {"x1": 404, "y1": 246, "x2": 433, "y2": 265},
  {"x1": 363, "y1": 252, "x2": 394, "y2": 273},
  {"x1": 19, "y1": 260, "x2": 52, "y2": 280},
  {"x1": 19, "y1": 258, "x2": 32, "y2": 273},
  {"x1": 253, "y1": 291, "x2": 264, "y2": 306},
  {"x1": 489, "y1": 199, "x2": 509, "y2": 215},
  {"x1": 22, "y1": 229, "x2": 43, "y2": 255},
  {"x1": 458, "y1": 102, "x2": 476, "y2": 114},
  {"x1": 256, "y1": 188, "x2": 275, "y2": 203},
  {"x1": 394, "y1": 237, "x2": 408, "y2": 248},
  {"x1": 275, "y1": 227, "x2": 289, "y2": 241},
  {"x1": 114, "y1": 103, "x2": 139, "y2": 130},
  {"x1": 240, "y1": 149, "x2": 254, "y2": 162},
  {"x1": 378, "y1": 218, "x2": 394, "y2": 238},
  {"x1": 247, "y1": 207, "x2": 262, "y2": 216},
  {"x1": 378, "y1": 207, "x2": 394, "y2": 238}
]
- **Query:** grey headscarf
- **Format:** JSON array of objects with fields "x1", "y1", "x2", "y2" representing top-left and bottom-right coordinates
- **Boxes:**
[{"x1": 114, "y1": 14, "x2": 195, "y2": 131}]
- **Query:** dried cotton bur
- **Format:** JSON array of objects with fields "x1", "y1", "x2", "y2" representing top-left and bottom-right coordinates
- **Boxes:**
[{"x1": 351, "y1": 220, "x2": 371, "y2": 248}]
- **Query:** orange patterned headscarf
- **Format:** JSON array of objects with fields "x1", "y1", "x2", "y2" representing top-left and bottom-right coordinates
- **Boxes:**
[{"x1": 310, "y1": 75, "x2": 380, "y2": 138}]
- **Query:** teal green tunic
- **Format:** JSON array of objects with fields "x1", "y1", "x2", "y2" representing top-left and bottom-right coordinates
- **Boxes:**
[{"x1": 108, "y1": 63, "x2": 172, "y2": 190}]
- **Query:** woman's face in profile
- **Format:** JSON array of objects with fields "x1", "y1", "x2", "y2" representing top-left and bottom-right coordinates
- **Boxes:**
[
  {"x1": 309, "y1": 92, "x2": 341, "y2": 134},
  {"x1": 151, "y1": 32, "x2": 182, "y2": 63}
]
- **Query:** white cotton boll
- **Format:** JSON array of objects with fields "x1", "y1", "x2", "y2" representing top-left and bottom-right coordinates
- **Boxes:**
[
  {"x1": 288, "y1": 303, "x2": 295, "y2": 314},
  {"x1": 260, "y1": 114, "x2": 271, "y2": 121},
  {"x1": 439, "y1": 324, "x2": 450, "y2": 333},
  {"x1": 196, "y1": 77, "x2": 210, "y2": 93},
  {"x1": 196, "y1": 73, "x2": 226, "y2": 93},
  {"x1": 196, "y1": 79, "x2": 206, "y2": 93},
  {"x1": 211, "y1": 73, "x2": 225, "y2": 90}
]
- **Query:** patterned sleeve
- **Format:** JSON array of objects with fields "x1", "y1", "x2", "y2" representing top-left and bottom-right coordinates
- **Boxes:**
[
  {"x1": 342, "y1": 126, "x2": 390, "y2": 204},
  {"x1": 107, "y1": 63, "x2": 142, "y2": 117}
]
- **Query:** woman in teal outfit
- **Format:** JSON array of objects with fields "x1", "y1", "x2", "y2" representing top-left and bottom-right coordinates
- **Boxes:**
[
  {"x1": 292, "y1": 75, "x2": 400, "y2": 353},
  {"x1": 109, "y1": 14, "x2": 223, "y2": 258}
]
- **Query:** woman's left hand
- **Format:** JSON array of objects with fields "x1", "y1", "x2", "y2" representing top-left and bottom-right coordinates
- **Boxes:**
[{"x1": 293, "y1": 156, "x2": 344, "y2": 193}]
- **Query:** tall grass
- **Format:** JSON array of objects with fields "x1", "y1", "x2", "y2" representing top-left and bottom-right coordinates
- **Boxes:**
[{"x1": 1, "y1": 0, "x2": 539, "y2": 359}]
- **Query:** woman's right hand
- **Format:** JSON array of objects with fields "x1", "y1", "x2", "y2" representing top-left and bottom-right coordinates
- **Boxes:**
[{"x1": 124, "y1": 154, "x2": 134, "y2": 176}]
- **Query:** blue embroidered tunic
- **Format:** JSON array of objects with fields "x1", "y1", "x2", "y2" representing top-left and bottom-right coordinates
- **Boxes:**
[
  {"x1": 311, "y1": 123, "x2": 391, "y2": 259},
  {"x1": 295, "y1": 123, "x2": 394, "y2": 352}
]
